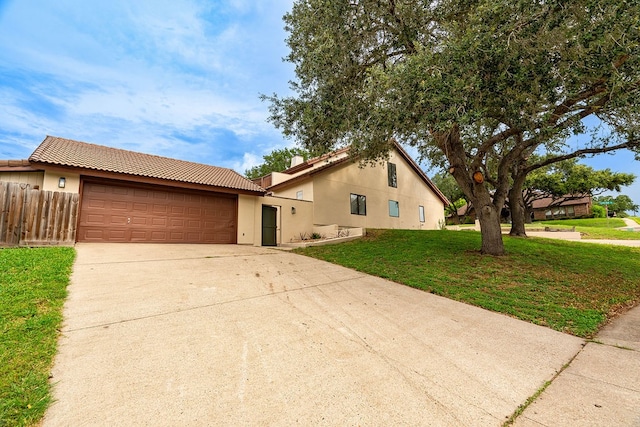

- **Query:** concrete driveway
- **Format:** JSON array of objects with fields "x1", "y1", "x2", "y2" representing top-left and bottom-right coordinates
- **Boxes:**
[{"x1": 44, "y1": 244, "x2": 584, "y2": 426}]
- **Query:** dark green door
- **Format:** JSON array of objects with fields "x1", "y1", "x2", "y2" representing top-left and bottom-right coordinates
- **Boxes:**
[{"x1": 262, "y1": 205, "x2": 277, "y2": 246}]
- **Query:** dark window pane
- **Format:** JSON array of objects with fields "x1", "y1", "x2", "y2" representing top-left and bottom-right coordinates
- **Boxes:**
[
  {"x1": 350, "y1": 193, "x2": 366, "y2": 216},
  {"x1": 388, "y1": 162, "x2": 397, "y2": 187}
]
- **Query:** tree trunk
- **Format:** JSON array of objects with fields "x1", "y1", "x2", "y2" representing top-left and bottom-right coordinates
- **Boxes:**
[
  {"x1": 437, "y1": 124, "x2": 505, "y2": 256},
  {"x1": 508, "y1": 186, "x2": 527, "y2": 237},
  {"x1": 524, "y1": 206, "x2": 533, "y2": 224},
  {"x1": 477, "y1": 202, "x2": 505, "y2": 255}
]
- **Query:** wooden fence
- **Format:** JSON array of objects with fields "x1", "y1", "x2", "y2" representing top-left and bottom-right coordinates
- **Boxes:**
[{"x1": 0, "y1": 181, "x2": 79, "y2": 246}]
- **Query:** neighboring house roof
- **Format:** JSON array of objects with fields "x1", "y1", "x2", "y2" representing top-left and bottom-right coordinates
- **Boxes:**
[
  {"x1": 29, "y1": 136, "x2": 265, "y2": 194},
  {"x1": 264, "y1": 142, "x2": 450, "y2": 206},
  {"x1": 453, "y1": 195, "x2": 592, "y2": 216},
  {"x1": 531, "y1": 196, "x2": 592, "y2": 209}
]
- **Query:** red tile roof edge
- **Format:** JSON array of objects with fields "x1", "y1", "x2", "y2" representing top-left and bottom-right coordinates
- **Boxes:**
[{"x1": 29, "y1": 136, "x2": 265, "y2": 194}]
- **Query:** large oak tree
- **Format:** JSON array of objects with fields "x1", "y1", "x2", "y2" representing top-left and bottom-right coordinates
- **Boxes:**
[{"x1": 265, "y1": 0, "x2": 640, "y2": 255}]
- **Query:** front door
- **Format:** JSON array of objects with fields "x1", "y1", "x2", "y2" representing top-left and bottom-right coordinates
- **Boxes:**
[{"x1": 261, "y1": 205, "x2": 277, "y2": 246}]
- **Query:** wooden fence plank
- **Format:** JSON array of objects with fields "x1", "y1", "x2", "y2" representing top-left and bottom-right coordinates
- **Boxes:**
[
  {"x1": 0, "y1": 181, "x2": 77, "y2": 246},
  {"x1": 0, "y1": 182, "x2": 9, "y2": 244}
]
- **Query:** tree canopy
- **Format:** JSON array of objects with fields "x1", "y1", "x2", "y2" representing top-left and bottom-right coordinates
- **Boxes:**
[
  {"x1": 431, "y1": 171, "x2": 467, "y2": 220},
  {"x1": 522, "y1": 159, "x2": 635, "y2": 219},
  {"x1": 594, "y1": 195, "x2": 640, "y2": 216},
  {"x1": 245, "y1": 147, "x2": 311, "y2": 179},
  {"x1": 265, "y1": 0, "x2": 640, "y2": 254}
]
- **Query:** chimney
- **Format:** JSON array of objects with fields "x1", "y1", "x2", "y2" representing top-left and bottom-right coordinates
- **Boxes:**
[{"x1": 290, "y1": 155, "x2": 305, "y2": 168}]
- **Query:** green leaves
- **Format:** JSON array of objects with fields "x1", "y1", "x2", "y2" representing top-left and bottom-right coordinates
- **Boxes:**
[
  {"x1": 269, "y1": 0, "x2": 640, "y2": 253},
  {"x1": 525, "y1": 158, "x2": 636, "y2": 201},
  {"x1": 244, "y1": 147, "x2": 312, "y2": 179}
]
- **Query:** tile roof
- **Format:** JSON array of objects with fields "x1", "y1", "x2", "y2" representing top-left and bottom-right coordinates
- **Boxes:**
[
  {"x1": 0, "y1": 159, "x2": 40, "y2": 172},
  {"x1": 531, "y1": 195, "x2": 592, "y2": 209},
  {"x1": 29, "y1": 136, "x2": 265, "y2": 194}
]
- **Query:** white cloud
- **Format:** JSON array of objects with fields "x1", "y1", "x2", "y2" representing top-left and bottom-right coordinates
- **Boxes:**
[
  {"x1": 233, "y1": 152, "x2": 261, "y2": 174},
  {"x1": 0, "y1": 0, "x2": 297, "y2": 172}
]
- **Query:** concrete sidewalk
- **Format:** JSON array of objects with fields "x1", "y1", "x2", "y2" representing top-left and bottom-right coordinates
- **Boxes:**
[
  {"x1": 43, "y1": 243, "x2": 587, "y2": 426},
  {"x1": 514, "y1": 305, "x2": 640, "y2": 426}
]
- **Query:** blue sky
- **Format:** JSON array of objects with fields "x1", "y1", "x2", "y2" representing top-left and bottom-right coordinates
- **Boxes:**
[{"x1": 0, "y1": 1, "x2": 638, "y2": 208}]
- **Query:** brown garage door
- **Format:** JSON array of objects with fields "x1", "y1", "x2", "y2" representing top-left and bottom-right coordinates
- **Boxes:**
[{"x1": 77, "y1": 180, "x2": 237, "y2": 243}]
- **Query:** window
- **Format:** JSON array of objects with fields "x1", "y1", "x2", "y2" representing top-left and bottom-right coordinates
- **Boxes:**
[
  {"x1": 546, "y1": 207, "x2": 567, "y2": 219},
  {"x1": 388, "y1": 200, "x2": 399, "y2": 217},
  {"x1": 350, "y1": 194, "x2": 366, "y2": 215},
  {"x1": 296, "y1": 190, "x2": 303, "y2": 200},
  {"x1": 387, "y1": 162, "x2": 397, "y2": 187},
  {"x1": 419, "y1": 205, "x2": 425, "y2": 222}
]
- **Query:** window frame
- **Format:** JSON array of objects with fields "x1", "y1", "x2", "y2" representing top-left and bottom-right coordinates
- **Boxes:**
[
  {"x1": 419, "y1": 205, "x2": 425, "y2": 223},
  {"x1": 350, "y1": 193, "x2": 367, "y2": 216},
  {"x1": 388, "y1": 200, "x2": 400, "y2": 217}
]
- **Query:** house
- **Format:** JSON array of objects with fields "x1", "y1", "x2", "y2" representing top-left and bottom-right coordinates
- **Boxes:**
[
  {"x1": 0, "y1": 136, "x2": 447, "y2": 246},
  {"x1": 531, "y1": 196, "x2": 592, "y2": 220},
  {"x1": 254, "y1": 142, "x2": 448, "y2": 232}
]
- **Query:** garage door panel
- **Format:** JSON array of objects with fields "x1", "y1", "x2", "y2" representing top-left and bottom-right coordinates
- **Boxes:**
[
  {"x1": 171, "y1": 206, "x2": 185, "y2": 215},
  {"x1": 110, "y1": 215, "x2": 129, "y2": 225},
  {"x1": 86, "y1": 199, "x2": 106, "y2": 209},
  {"x1": 106, "y1": 229, "x2": 127, "y2": 240},
  {"x1": 150, "y1": 231, "x2": 169, "y2": 241},
  {"x1": 152, "y1": 204, "x2": 167, "y2": 214},
  {"x1": 78, "y1": 180, "x2": 237, "y2": 243},
  {"x1": 130, "y1": 216, "x2": 149, "y2": 226},
  {"x1": 132, "y1": 202, "x2": 149, "y2": 212},
  {"x1": 151, "y1": 217, "x2": 167, "y2": 226}
]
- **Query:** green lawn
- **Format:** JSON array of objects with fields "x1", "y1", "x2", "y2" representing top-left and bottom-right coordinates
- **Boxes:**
[
  {"x1": 0, "y1": 247, "x2": 75, "y2": 427},
  {"x1": 537, "y1": 218, "x2": 640, "y2": 240},
  {"x1": 294, "y1": 230, "x2": 640, "y2": 338}
]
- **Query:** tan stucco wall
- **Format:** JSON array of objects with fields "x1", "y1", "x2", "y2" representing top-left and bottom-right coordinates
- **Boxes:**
[
  {"x1": 258, "y1": 196, "x2": 314, "y2": 245},
  {"x1": 42, "y1": 171, "x2": 80, "y2": 193},
  {"x1": 311, "y1": 150, "x2": 445, "y2": 230},
  {"x1": 270, "y1": 172, "x2": 292, "y2": 186},
  {"x1": 0, "y1": 171, "x2": 44, "y2": 188},
  {"x1": 271, "y1": 180, "x2": 314, "y2": 201},
  {"x1": 237, "y1": 194, "x2": 258, "y2": 244},
  {"x1": 239, "y1": 195, "x2": 314, "y2": 246}
]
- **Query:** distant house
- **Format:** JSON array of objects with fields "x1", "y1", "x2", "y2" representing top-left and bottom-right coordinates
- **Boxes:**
[
  {"x1": 1, "y1": 136, "x2": 447, "y2": 246},
  {"x1": 531, "y1": 196, "x2": 592, "y2": 220},
  {"x1": 448, "y1": 194, "x2": 593, "y2": 224},
  {"x1": 254, "y1": 142, "x2": 449, "y2": 232}
]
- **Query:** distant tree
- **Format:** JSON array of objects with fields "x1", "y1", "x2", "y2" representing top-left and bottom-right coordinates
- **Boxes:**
[
  {"x1": 594, "y1": 195, "x2": 640, "y2": 217},
  {"x1": 431, "y1": 172, "x2": 467, "y2": 222},
  {"x1": 245, "y1": 147, "x2": 311, "y2": 179},
  {"x1": 520, "y1": 159, "x2": 635, "y2": 222}
]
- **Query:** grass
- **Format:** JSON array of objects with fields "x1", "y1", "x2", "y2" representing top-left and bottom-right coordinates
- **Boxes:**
[
  {"x1": 294, "y1": 229, "x2": 640, "y2": 338},
  {"x1": 0, "y1": 247, "x2": 75, "y2": 427},
  {"x1": 537, "y1": 218, "x2": 640, "y2": 240}
]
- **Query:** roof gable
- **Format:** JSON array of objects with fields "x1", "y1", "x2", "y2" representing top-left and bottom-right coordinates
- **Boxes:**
[
  {"x1": 266, "y1": 142, "x2": 449, "y2": 205},
  {"x1": 29, "y1": 136, "x2": 265, "y2": 194}
]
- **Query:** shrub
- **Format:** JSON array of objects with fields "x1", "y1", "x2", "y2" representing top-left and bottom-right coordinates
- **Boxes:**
[{"x1": 591, "y1": 205, "x2": 606, "y2": 218}]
